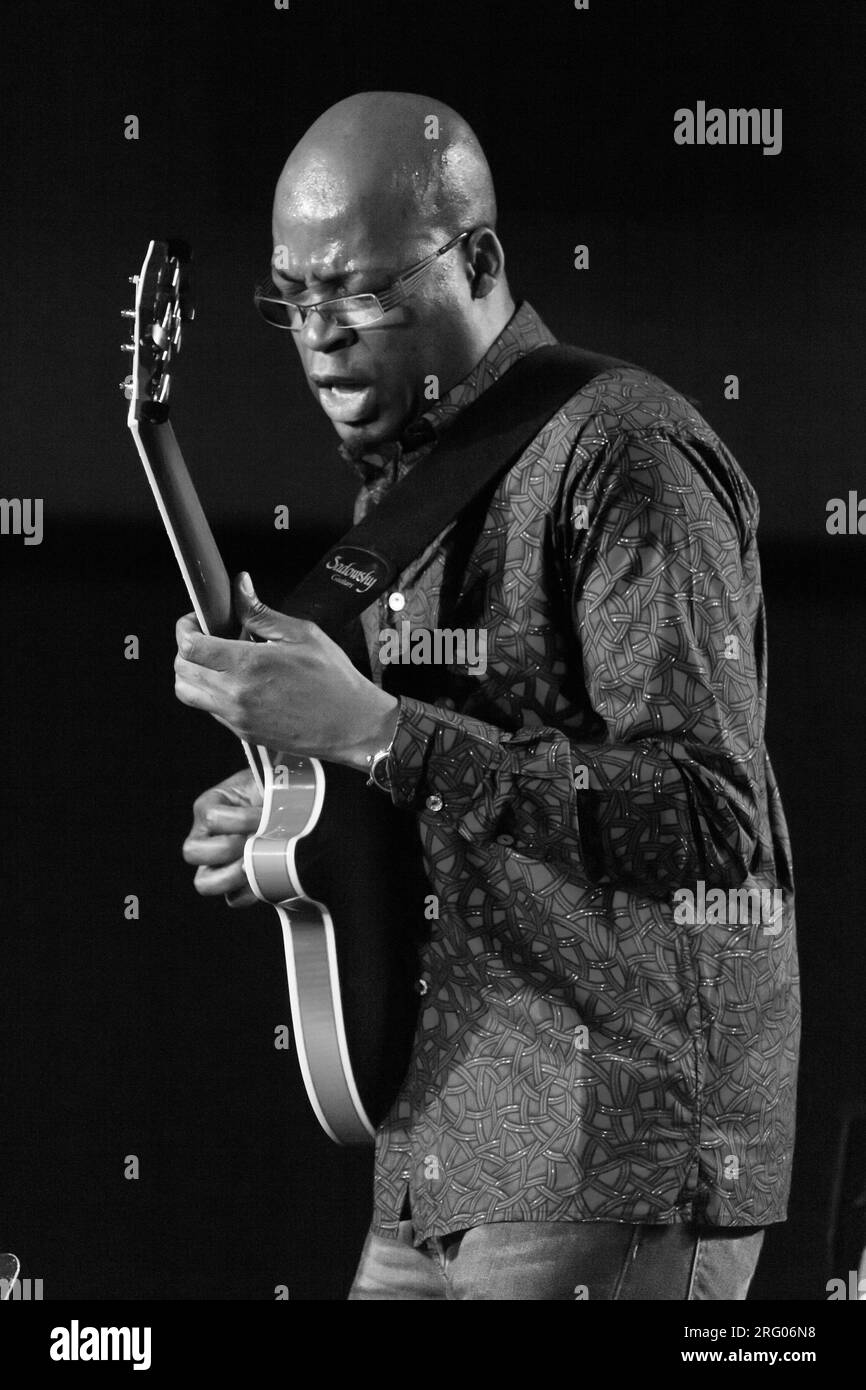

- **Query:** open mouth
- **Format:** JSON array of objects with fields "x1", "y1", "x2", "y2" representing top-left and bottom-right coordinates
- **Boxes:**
[{"x1": 313, "y1": 379, "x2": 376, "y2": 423}]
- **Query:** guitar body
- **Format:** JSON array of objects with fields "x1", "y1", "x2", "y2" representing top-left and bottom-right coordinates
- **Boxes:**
[
  {"x1": 123, "y1": 239, "x2": 425, "y2": 1144},
  {"x1": 246, "y1": 756, "x2": 425, "y2": 1142}
]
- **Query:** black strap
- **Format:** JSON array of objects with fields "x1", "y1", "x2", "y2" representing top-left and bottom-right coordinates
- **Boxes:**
[{"x1": 284, "y1": 343, "x2": 633, "y2": 638}]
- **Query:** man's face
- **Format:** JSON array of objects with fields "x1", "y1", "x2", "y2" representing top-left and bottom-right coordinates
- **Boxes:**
[{"x1": 270, "y1": 206, "x2": 473, "y2": 458}]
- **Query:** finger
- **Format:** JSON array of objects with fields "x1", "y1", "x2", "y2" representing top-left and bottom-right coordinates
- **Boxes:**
[
  {"x1": 176, "y1": 621, "x2": 236, "y2": 672},
  {"x1": 183, "y1": 832, "x2": 247, "y2": 866},
  {"x1": 176, "y1": 613, "x2": 201, "y2": 642},
  {"x1": 185, "y1": 806, "x2": 260, "y2": 859},
  {"x1": 193, "y1": 859, "x2": 250, "y2": 897},
  {"x1": 233, "y1": 571, "x2": 313, "y2": 644},
  {"x1": 203, "y1": 805, "x2": 263, "y2": 833},
  {"x1": 174, "y1": 673, "x2": 218, "y2": 713},
  {"x1": 190, "y1": 784, "x2": 261, "y2": 836},
  {"x1": 225, "y1": 884, "x2": 259, "y2": 909},
  {"x1": 174, "y1": 652, "x2": 223, "y2": 688}
]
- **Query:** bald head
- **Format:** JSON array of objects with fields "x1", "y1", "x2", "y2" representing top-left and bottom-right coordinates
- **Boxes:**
[
  {"x1": 275, "y1": 91, "x2": 497, "y2": 246},
  {"x1": 269, "y1": 92, "x2": 515, "y2": 458}
]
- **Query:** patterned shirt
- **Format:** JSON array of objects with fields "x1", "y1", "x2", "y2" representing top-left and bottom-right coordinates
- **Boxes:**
[{"x1": 345, "y1": 301, "x2": 799, "y2": 1244}]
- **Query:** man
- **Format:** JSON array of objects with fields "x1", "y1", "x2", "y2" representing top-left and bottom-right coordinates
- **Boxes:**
[{"x1": 174, "y1": 92, "x2": 799, "y2": 1300}]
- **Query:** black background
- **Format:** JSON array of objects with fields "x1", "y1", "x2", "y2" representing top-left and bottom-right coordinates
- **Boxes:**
[{"x1": 1, "y1": 0, "x2": 864, "y2": 1300}]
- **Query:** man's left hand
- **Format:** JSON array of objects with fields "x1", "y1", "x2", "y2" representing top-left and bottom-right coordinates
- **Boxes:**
[{"x1": 174, "y1": 571, "x2": 398, "y2": 767}]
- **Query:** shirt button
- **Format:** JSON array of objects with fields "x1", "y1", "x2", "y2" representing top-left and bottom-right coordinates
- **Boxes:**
[
  {"x1": 496, "y1": 833, "x2": 514, "y2": 846},
  {"x1": 425, "y1": 793, "x2": 444, "y2": 813},
  {"x1": 388, "y1": 591, "x2": 406, "y2": 611}
]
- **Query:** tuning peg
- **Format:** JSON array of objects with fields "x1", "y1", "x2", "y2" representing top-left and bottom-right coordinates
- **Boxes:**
[
  {"x1": 121, "y1": 342, "x2": 135, "y2": 353},
  {"x1": 128, "y1": 275, "x2": 139, "y2": 284},
  {"x1": 121, "y1": 308, "x2": 135, "y2": 318},
  {"x1": 118, "y1": 377, "x2": 134, "y2": 398}
]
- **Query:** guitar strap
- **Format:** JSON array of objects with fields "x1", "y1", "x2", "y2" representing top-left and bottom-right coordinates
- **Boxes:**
[{"x1": 281, "y1": 343, "x2": 634, "y2": 644}]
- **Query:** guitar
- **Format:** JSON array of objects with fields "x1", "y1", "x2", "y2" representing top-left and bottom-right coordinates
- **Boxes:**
[{"x1": 122, "y1": 239, "x2": 424, "y2": 1143}]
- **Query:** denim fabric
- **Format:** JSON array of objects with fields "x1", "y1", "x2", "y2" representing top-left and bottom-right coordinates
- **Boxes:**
[{"x1": 348, "y1": 1219, "x2": 764, "y2": 1301}]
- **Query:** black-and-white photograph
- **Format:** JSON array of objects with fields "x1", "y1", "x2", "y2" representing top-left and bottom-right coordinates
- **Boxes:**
[{"x1": 1, "y1": 0, "x2": 863, "y2": 1352}]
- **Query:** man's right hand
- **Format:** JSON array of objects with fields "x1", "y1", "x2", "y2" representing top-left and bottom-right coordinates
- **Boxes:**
[{"x1": 183, "y1": 768, "x2": 263, "y2": 908}]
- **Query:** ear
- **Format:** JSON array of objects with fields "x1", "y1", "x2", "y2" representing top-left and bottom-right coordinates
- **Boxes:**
[{"x1": 466, "y1": 226, "x2": 505, "y2": 298}]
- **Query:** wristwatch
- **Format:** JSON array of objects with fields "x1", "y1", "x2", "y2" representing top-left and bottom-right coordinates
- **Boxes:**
[
  {"x1": 365, "y1": 744, "x2": 394, "y2": 792},
  {"x1": 364, "y1": 703, "x2": 400, "y2": 792}
]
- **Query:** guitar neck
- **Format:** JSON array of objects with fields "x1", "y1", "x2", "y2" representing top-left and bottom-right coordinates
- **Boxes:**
[
  {"x1": 130, "y1": 412, "x2": 268, "y2": 796},
  {"x1": 123, "y1": 238, "x2": 266, "y2": 795},
  {"x1": 131, "y1": 417, "x2": 235, "y2": 638}
]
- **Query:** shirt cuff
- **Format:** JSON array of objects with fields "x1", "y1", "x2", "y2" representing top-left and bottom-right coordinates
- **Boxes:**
[{"x1": 384, "y1": 694, "x2": 577, "y2": 848}]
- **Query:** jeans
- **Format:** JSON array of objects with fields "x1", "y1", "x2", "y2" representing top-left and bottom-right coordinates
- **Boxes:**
[{"x1": 348, "y1": 1219, "x2": 765, "y2": 1300}]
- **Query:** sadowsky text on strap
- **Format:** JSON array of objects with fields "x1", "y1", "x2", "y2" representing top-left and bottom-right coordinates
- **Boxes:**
[{"x1": 282, "y1": 344, "x2": 632, "y2": 639}]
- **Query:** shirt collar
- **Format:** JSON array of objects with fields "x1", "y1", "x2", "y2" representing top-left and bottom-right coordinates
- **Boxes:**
[{"x1": 340, "y1": 300, "x2": 558, "y2": 487}]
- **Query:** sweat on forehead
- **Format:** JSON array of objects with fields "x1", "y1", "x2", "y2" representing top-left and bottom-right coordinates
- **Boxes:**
[{"x1": 273, "y1": 91, "x2": 497, "y2": 241}]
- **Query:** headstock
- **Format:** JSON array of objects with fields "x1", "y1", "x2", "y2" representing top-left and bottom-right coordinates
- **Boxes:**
[{"x1": 121, "y1": 239, "x2": 194, "y2": 423}]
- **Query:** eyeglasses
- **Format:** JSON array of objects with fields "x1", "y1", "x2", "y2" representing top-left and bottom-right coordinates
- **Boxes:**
[{"x1": 254, "y1": 230, "x2": 472, "y2": 332}]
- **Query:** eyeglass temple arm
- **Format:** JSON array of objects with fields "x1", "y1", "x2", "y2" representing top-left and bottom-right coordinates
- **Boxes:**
[{"x1": 378, "y1": 231, "x2": 471, "y2": 311}]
